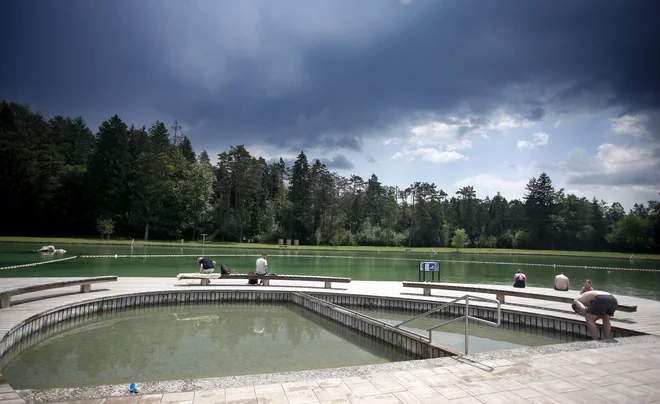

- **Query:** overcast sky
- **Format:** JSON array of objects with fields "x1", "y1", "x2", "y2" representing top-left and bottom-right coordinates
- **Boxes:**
[{"x1": 2, "y1": 0, "x2": 659, "y2": 209}]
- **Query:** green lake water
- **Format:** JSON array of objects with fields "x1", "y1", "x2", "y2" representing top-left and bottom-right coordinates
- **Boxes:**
[
  {"x1": 1, "y1": 243, "x2": 659, "y2": 300},
  {"x1": 1, "y1": 302, "x2": 584, "y2": 389}
]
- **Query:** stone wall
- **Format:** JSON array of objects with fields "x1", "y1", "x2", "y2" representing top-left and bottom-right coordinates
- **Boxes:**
[
  {"x1": 309, "y1": 293, "x2": 640, "y2": 340},
  {"x1": 290, "y1": 292, "x2": 456, "y2": 359}
]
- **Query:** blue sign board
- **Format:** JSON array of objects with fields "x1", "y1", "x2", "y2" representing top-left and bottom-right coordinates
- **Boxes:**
[{"x1": 419, "y1": 261, "x2": 440, "y2": 272}]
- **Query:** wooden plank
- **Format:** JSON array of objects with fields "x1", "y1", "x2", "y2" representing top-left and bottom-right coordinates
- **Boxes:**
[
  {"x1": 0, "y1": 276, "x2": 119, "y2": 309},
  {"x1": 402, "y1": 282, "x2": 638, "y2": 312},
  {"x1": 176, "y1": 273, "x2": 351, "y2": 283},
  {"x1": 0, "y1": 276, "x2": 118, "y2": 297}
]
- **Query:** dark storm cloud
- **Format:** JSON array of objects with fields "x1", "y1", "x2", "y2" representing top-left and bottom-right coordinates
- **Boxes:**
[
  {"x1": 322, "y1": 155, "x2": 355, "y2": 170},
  {"x1": 0, "y1": 0, "x2": 168, "y2": 129},
  {"x1": 1, "y1": 0, "x2": 659, "y2": 151}
]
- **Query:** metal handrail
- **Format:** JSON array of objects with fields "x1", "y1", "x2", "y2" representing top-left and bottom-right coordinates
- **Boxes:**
[
  {"x1": 292, "y1": 293, "x2": 431, "y2": 342},
  {"x1": 394, "y1": 294, "x2": 501, "y2": 355}
]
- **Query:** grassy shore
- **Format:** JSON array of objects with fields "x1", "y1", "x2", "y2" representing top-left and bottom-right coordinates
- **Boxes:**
[{"x1": 1, "y1": 236, "x2": 659, "y2": 261}]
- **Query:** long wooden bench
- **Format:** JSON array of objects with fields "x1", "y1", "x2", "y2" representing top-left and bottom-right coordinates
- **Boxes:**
[
  {"x1": 402, "y1": 282, "x2": 638, "y2": 313},
  {"x1": 176, "y1": 273, "x2": 351, "y2": 289},
  {"x1": 0, "y1": 276, "x2": 118, "y2": 309}
]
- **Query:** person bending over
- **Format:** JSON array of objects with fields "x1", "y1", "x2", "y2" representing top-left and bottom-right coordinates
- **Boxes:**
[
  {"x1": 197, "y1": 257, "x2": 216, "y2": 274},
  {"x1": 571, "y1": 290, "x2": 618, "y2": 340}
]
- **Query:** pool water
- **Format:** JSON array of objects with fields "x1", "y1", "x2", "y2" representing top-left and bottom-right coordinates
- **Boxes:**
[
  {"x1": 353, "y1": 307, "x2": 587, "y2": 354},
  {"x1": 1, "y1": 302, "x2": 413, "y2": 389},
  {"x1": 2, "y1": 301, "x2": 589, "y2": 390}
]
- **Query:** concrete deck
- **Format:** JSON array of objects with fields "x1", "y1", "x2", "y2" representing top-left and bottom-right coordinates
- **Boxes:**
[{"x1": 1, "y1": 278, "x2": 660, "y2": 403}]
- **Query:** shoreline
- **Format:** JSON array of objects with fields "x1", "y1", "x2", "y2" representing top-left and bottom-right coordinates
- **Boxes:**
[{"x1": 1, "y1": 237, "x2": 658, "y2": 261}]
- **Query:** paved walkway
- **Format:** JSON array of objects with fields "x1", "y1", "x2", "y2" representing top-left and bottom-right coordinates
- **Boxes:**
[
  {"x1": 1, "y1": 278, "x2": 659, "y2": 403},
  {"x1": 19, "y1": 336, "x2": 660, "y2": 404}
]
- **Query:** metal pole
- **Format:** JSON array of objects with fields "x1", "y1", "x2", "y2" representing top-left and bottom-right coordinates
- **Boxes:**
[{"x1": 465, "y1": 296, "x2": 470, "y2": 355}]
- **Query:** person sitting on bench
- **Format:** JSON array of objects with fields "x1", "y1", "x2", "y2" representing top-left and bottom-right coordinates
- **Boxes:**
[
  {"x1": 254, "y1": 253, "x2": 268, "y2": 285},
  {"x1": 219, "y1": 263, "x2": 232, "y2": 275},
  {"x1": 513, "y1": 269, "x2": 526, "y2": 288},
  {"x1": 580, "y1": 279, "x2": 593, "y2": 294},
  {"x1": 554, "y1": 272, "x2": 570, "y2": 291},
  {"x1": 198, "y1": 257, "x2": 216, "y2": 274}
]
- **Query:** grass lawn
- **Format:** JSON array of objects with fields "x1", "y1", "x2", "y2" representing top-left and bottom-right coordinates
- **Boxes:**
[{"x1": 1, "y1": 236, "x2": 659, "y2": 261}]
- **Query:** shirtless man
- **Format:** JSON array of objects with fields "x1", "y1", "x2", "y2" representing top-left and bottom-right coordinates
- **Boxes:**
[{"x1": 571, "y1": 290, "x2": 618, "y2": 340}]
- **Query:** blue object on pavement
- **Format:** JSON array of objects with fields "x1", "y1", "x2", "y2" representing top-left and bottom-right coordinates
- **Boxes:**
[{"x1": 129, "y1": 383, "x2": 139, "y2": 393}]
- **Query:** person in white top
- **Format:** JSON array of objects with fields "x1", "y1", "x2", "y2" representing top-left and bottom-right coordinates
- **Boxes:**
[
  {"x1": 554, "y1": 272, "x2": 570, "y2": 291},
  {"x1": 255, "y1": 253, "x2": 268, "y2": 285}
]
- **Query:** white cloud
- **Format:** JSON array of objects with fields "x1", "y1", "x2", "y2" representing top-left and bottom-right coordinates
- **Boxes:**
[
  {"x1": 610, "y1": 114, "x2": 648, "y2": 136},
  {"x1": 245, "y1": 144, "x2": 298, "y2": 161},
  {"x1": 564, "y1": 144, "x2": 656, "y2": 175},
  {"x1": 392, "y1": 119, "x2": 473, "y2": 163},
  {"x1": 568, "y1": 184, "x2": 657, "y2": 211},
  {"x1": 555, "y1": 142, "x2": 659, "y2": 209},
  {"x1": 597, "y1": 144, "x2": 656, "y2": 173},
  {"x1": 382, "y1": 138, "x2": 397, "y2": 146},
  {"x1": 554, "y1": 120, "x2": 561, "y2": 128},
  {"x1": 409, "y1": 120, "x2": 473, "y2": 149},
  {"x1": 392, "y1": 148, "x2": 466, "y2": 163},
  {"x1": 487, "y1": 110, "x2": 536, "y2": 132},
  {"x1": 516, "y1": 131, "x2": 549, "y2": 151},
  {"x1": 454, "y1": 174, "x2": 527, "y2": 200},
  {"x1": 534, "y1": 132, "x2": 549, "y2": 145}
]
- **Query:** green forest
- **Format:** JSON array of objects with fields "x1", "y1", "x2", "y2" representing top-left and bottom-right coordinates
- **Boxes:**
[{"x1": 1, "y1": 101, "x2": 658, "y2": 253}]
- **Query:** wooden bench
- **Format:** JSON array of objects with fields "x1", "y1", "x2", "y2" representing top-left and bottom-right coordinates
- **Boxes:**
[
  {"x1": 0, "y1": 276, "x2": 118, "y2": 309},
  {"x1": 402, "y1": 282, "x2": 638, "y2": 313},
  {"x1": 176, "y1": 273, "x2": 351, "y2": 289}
]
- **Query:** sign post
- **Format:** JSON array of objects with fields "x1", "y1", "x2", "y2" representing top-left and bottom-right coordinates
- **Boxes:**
[{"x1": 418, "y1": 261, "x2": 440, "y2": 282}]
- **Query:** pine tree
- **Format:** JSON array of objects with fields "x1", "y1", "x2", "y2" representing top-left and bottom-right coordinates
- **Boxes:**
[
  {"x1": 88, "y1": 115, "x2": 131, "y2": 224},
  {"x1": 523, "y1": 172, "x2": 555, "y2": 248},
  {"x1": 288, "y1": 151, "x2": 312, "y2": 241},
  {"x1": 148, "y1": 121, "x2": 171, "y2": 155},
  {"x1": 178, "y1": 136, "x2": 196, "y2": 163}
]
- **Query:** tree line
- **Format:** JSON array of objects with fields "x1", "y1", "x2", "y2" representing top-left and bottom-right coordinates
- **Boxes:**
[{"x1": 1, "y1": 101, "x2": 658, "y2": 253}]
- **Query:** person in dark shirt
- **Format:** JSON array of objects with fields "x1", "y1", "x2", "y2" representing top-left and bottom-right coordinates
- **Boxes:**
[{"x1": 197, "y1": 257, "x2": 216, "y2": 274}]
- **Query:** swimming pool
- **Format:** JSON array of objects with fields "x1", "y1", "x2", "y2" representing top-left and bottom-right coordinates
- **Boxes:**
[
  {"x1": 1, "y1": 299, "x2": 588, "y2": 390},
  {"x1": 1, "y1": 302, "x2": 413, "y2": 389}
]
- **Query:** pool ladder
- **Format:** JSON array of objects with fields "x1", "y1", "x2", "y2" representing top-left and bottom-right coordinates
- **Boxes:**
[{"x1": 394, "y1": 294, "x2": 502, "y2": 355}]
